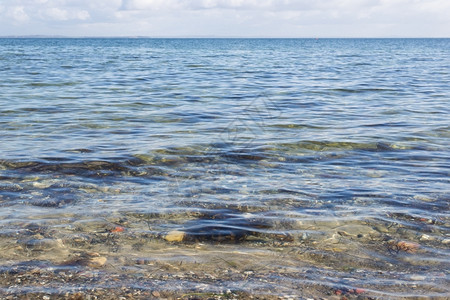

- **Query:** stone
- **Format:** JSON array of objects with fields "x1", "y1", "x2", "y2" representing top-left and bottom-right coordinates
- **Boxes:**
[
  {"x1": 335, "y1": 224, "x2": 378, "y2": 238},
  {"x1": 410, "y1": 275, "x2": 426, "y2": 281},
  {"x1": 87, "y1": 256, "x2": 107, "y2": 268},
  {"x1": 413, "y1": 195, "x2": 434, "y2": 202},
  {"x1": 151, "y1": 291, "x2": 160, "y2": 297},
  {"x1": 164, "y1": 230, "x2": 185, "y2": 242},
  {"x1": 420, "y1": 234, "x2": 434, "y2": 241},
  {"x1": 395, "y1": 241, "x2": 420, "y2": 253},
  {"x1": 32, "y1": 181, "x2": 53, "y2": 189}
]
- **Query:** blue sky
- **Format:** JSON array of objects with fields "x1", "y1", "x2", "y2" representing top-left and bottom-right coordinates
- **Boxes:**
[{"x1": 1, "y1": 0, "x2": 449, "y2": 37}]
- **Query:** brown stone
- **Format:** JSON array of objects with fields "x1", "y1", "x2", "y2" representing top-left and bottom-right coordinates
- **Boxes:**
[
  {"x1": 151, "y1": 291, "x2": 161, "y2": 297},
  {"x1": 164, "y1": 230, "x2": 185, "y2": 242},
  {"x1": 87, "y1": 256, "x2": 107, "y2": 267}
]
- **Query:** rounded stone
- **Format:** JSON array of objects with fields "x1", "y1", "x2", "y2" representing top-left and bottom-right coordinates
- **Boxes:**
[
  {"x1": 87, "y1": 256, "x2": 107, "y2": 268},
  {"x1": 164, "y1": 230, "x2": 185, "y2": 242}
]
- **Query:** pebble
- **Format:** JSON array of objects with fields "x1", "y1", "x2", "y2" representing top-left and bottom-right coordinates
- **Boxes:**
[
  {"x1": 151, "y1": 291, "x2": 160, "y2": 297},
  {"x1": 413, "y1": 195, "x2": 434, "y2": 202},
  {"x1": 32, "y1": 181, "x2": 53, "y2": 189},
  {"x1": 395, "y1": 241, "x2": 420, "y2": 253},
  {"x1": 87, "y1": 256, "x2": 107, "y2": 268},
  {"x1": 335, "y1": 224, "x2": 378, "y2": 238},
  {"x1": 410, "y1": 275, "x2": 426, "y2": 281},
  {"x1": 373, "y1": 224, "x2": 390, "y2": 233},
  {"x1": 111, "y1": 226, "x2": 125, "y2": 233},
  {"x1": 420, "y1": 234, "x2": 434, "y2": 241},
  {"x1": 164, "y1": 230, "x2": 185, "y2": 242},
  {"x1": 442, "y1": 239, "x2": 450, "y2": 244}
]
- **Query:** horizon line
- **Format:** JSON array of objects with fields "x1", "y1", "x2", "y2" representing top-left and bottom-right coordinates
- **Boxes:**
[{"x1": 1, "y1": 35, "x2": 449, "y2": 39}]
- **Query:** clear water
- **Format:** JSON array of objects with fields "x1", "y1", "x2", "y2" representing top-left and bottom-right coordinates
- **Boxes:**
[{"x1": 0, "y1": 38, "x2": 449, "y2": 298}]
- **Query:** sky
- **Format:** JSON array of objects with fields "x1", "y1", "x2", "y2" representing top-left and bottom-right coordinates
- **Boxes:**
[{"x1": 0, "y1": 0, "x2": 449, "y2": 37}]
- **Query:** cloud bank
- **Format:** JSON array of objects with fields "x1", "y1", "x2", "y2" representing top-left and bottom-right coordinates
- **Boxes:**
[{"x1": 0, "y1": 0, "x2": 449, "y2": 37}]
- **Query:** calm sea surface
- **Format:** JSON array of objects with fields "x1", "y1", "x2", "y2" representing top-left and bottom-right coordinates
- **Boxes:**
[{"x1": 0, "y1": 38, "x2": 449, "y2": 298}]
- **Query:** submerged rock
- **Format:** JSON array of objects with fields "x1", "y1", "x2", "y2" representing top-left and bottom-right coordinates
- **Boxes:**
[
  {"x1": 61, "y1": 252, "x2": 107, "y2": 268},
  {"x1": 163, "y1": 209, "x2": 271, "y2": 243},
  {"x1": 335, "y1": 224, "x2": 379, "y2": 239},
  {"x1": 164, "y1": 230, "x2": 185, "y2": 242},
  {"x1": 388, "y1": 240, "x2": 420, "y2": 253},
  {"x1": 87, "y1": 256, "x2": 107, "y2": 268}
]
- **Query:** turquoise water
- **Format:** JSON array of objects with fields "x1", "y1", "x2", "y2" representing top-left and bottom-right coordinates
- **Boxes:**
[{"x1": 0, "y1": 38, "x2": 449, "y2": 298}]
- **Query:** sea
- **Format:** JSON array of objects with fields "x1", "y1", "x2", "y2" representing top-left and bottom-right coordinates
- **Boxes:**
[{"x1": 0, "y1": 38, "x2": 449, "y2": 298}]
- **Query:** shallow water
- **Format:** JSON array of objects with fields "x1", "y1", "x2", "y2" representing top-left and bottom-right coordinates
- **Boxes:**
[{"x1": 0, "y1": 38, "x2": 449, "y2": 298}]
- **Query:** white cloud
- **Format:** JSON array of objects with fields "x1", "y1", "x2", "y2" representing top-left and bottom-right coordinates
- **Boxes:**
[
  {"x1": 119, "y1": 0, "x2": 339, "y2": 11},
  {"x1": 0, "y1": 0, "x2": 449, "y2": 37},
  {"x1": 76, "y1": 10, "x2": 90, "y2": 20},
  {"x1": 41, "y1": 7, "x2": 68, "y2": 21},
  {"x1": 9, "y1": 6, "x2": 30, "y2": 22},
  {"x1": 39, "y1": 7, "x2": 90, "y2": 21}
]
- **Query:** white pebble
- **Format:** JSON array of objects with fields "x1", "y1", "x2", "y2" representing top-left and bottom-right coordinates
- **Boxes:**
[
  {"x1": 410, "y1": 275, "x2": 426, "y2": 281},
  {"x1": 420, "y1": 234, "x2": 434, "y2": 241}
]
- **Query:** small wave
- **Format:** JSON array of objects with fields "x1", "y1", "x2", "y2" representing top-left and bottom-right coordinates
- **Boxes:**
[
  {"x1": 0, "y1": 140, "x2": 409, "y2": 180},
  {"x1": 273, "y1": 140, "x2": 397, "y2": 152},
  {"x1": 26, "y1": 81, "x2": 80, "y2": 87},
  {"x1": 0, "y1": 157, "x2": 155, "y2": 178},
  {"x1": 327, "y1": 88, "x2": 398, "y2": 94},
  {"x1": 269, "y1": 123, "x2": 326, "y2": 130}
]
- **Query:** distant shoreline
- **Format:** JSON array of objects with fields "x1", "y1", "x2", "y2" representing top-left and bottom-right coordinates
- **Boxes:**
[{"x1": 1, "y1": 36, "x2": 449, "y2": 39}]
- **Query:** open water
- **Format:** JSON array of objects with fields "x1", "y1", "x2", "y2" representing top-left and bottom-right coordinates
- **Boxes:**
[{"x1": 0, "y1": 38, "x2": 449, "y2": 298}]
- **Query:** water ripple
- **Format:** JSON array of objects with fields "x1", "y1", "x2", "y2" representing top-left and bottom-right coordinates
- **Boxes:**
[{"x1": 0, "y1": 38, "x2": 449, "y2": 298}]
